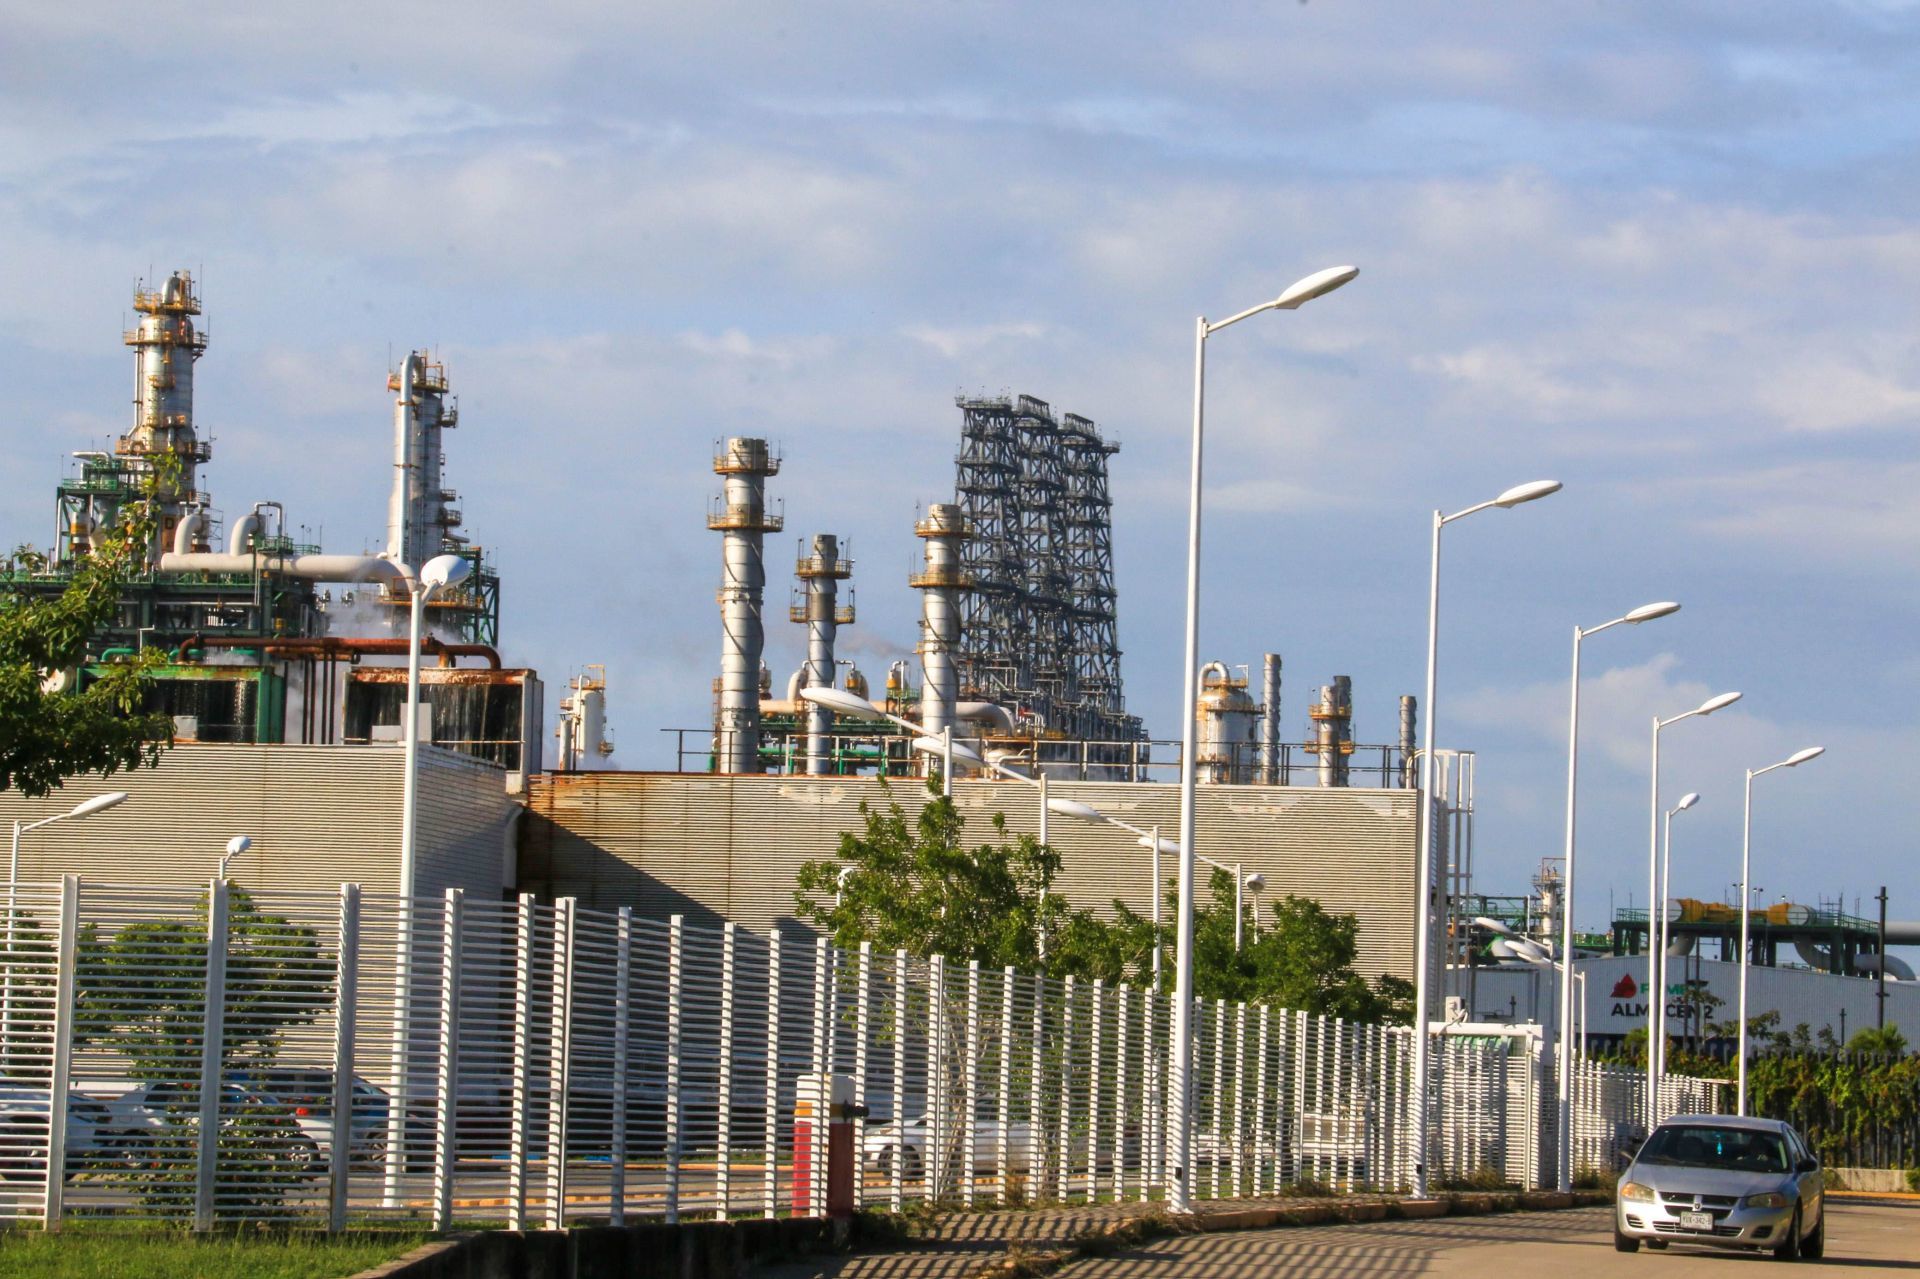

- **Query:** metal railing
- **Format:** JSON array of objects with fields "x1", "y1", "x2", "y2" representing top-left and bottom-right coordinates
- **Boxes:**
[{"x1": 0, "y1": 876, "x2": 1722, "y2": 1230}]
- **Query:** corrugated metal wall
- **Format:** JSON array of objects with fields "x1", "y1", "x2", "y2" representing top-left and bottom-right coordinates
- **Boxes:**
[
  {"x1": 520, "y1": 773, "x2": 1418, "y2": 981},
  {"x1": 0, "y1": 743, "x2": 517, "y2": 899}
]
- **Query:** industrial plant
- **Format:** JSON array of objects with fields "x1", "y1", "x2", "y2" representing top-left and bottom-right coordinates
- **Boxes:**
[{"x1": 2, "y1": 269, "x2": 1913, "y2": 1038}]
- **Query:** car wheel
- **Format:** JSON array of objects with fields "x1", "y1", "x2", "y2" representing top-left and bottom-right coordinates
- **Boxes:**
[
  {"x1": 1772, "y1": 1206, "x2": 1801, "y2": 1260},
  {"x1": 1614, "y1": 1228, "x2": 1640, "y2": 1253},
  {"x1": 1799, "y1": 1210, "x2": 1824, "y2": 1260}
]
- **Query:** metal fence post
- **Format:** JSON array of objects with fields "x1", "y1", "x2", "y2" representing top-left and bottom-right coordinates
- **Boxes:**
[
  {"x1": 666, "y1": 914, "x2": 684, "y2": 1223},
  {"x1": 1088, "y1": 979, "x2": 1103, "y2": 1204},
  {"x1": 1026, "y1": 972, "x2": 1042, "y2": 1198},
  {"x1": 1230, "y1": 1003, "x2": 1247, "y2": 1195},
  {"x1": 507, "y1": 893, "x2": 536, "y2": 1231},
  {"x1": 193, "y1": 877, "x2": 231, "y2": 1232},
  {"x1": 809, "y1": 935, "x2": 829, "y2": 1215},
  {"x1": 1209, "y1": 1000, "x2": 1225, "y2": 1199},
  {"x1": 763, "y1": 929, "x2": 780, "y2": 1219},
  {"x1": 997, "y1": 966, "x2": 1013, "y2": 1198},
  {"x1": 1253, "y1": 1005, "x2": 1270, "y2": 1196},
  {"x1": 431, "y1": 887, "x2": 464, "y2": 1232},
  {"x1": 890, "y1": 949, "x2": 907, "y2": 1212},
  {"x1": 544, "y1": 896, "x2": 577, "y2": 1229},
  {"x1": 963, "y1": 960, "x2": 979, "y2": 1205},
  {"x1": 41, "y1": 875, "x2": 79, "y2": 1231},
  {"x1": 1057, "y1": 975, "x2": 1074, "y2": 1202},
  {"x1": 713, "y1": 920, "x2": 733, "y2": 1219},
  {"x1": 929, "y1": 954, "x2": 946, "y2": 1197},
  {"x1": 1143, "y1": 982, "x2": 1159, "y2": 1198},
  {"x1": 853, "y1": 941, "x2": 870, "y2": 1208},
  {"x1": 328, "y1": 884, "x2": 360, "y2": 1233},
  {"x1": 1113, "y1": 985, "x2": 1129, "y2": 1201},
  {"x1": 611, "y1": 907, "x2": 633, "y2": 1225}
]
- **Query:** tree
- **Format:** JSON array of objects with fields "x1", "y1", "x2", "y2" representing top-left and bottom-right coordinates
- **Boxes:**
[
  {"x1": 793, "y1": 777, "x2": 1143, "y2": 981},
  {"x1": 796, "y1": 781, "x2": 1409, "y2": 1022},
  {"x1": 1845, "y1": 1025, "x2": 1908, "y2": 1056},
  {"x1": 1, "y1": 468, "x2": 174, "y2": 796}
]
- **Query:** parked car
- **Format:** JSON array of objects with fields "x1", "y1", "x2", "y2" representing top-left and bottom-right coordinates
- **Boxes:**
[
  {"x1": 97, "y1": 1081, "x2": 323, "y2": 1181},
  {"x1": 1615, "y1": 1114, "x2": 1825, "y2": 1258},
  {"x1": 0, "y1": 1080, "x2": 110, "y2": 1181},
  {"x1": 231, "y1": 1068, "x2": 389, "y2": 1164},
  {"x1": 861, "y1": 1114, "x2": 1036, "y2": 1178}
]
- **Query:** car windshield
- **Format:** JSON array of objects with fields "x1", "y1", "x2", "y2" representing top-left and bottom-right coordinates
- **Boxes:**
[{"x1": 1639, "y1": 1124, "x2": 1790, "y2": 1173}]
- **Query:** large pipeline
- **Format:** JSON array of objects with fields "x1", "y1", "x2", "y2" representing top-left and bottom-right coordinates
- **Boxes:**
[
  {"x1": 158, "y1": 550, "x2": 405, "y2": 585},
  {"x1": 175, "y1": 634, "x2": 501, "y2": 669},
  {"x1": 1259, "y1": 653, "x2": 1281, "y2": 785}
]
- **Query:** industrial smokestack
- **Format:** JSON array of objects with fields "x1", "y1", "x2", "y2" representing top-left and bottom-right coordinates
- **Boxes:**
[
  {"x1": 385, "y1": 352, "x2": 462, "y2": 570},
  {"x1": 795, "y1": 533, "x2": 854, "y2": 776},
  {"x1": 911, "y1": 504, "x2": 971, "y2": 759},
  {"x1": 1310, "y1": 676, "x2": 1353, "y2": 787},
  {"x1": 1259, "y1": 653, "x2": 1282, "y2": 785},
  {"x1": 1399, "y1": 695, "x2": 1418, "y2": 789},
  {"x1": 709, "y1": 438, "x2": 782, "y2": 773}
]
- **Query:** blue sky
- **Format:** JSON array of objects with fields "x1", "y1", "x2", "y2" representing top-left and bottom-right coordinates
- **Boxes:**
[{"x1": 3, "y1": 3, "x2": 1916, "y2": 932}]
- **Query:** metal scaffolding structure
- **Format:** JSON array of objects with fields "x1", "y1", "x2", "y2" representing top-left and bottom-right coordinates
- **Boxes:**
[{"x1": 952, "y1": 395, "x2": 1144, "y2": 741}]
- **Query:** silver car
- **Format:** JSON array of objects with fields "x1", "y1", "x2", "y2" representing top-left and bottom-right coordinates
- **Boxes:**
[{"x1": 1615, "y1": 1114, "x2": 1825, "y2": 1259}]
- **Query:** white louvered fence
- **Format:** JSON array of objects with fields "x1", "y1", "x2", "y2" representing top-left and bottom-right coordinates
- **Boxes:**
[{"x1": 0, "y1": 877, "x2": 1716, "y2": 1230}]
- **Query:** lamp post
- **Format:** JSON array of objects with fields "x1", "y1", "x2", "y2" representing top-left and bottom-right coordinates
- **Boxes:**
[
  {"x1": 1654, "y1": 790, "x2": 1700, "y2": 1104},
  {"x1": 1048, "y1": 796, "x2": 1250, "y2": 956},
  {"x1": 384, "y1": 551, "x2": 470, "y2": 1208},
  {"x1": 1553, "y1": 599, "x2": 1680, "y2": 1192},
  {"x1": 1646, "y1": 692, "x2": 1739, "y2": 1128},
  {"x1": 4, "y1": 791, "x2": 129, "y2": 1053},
  {"x1": 1173, "y1": 262, "x2": 1357, "y2": 1212},
  {"x1": 1410, "y1": 478, "x2": 1561, "y2": 1198},
  {"x1": 219, "y1": 834, "x2": 252, "y2": 882},
  {"x1": 1738, "y1": 746, "x2": 1824, "y2": 1115}
]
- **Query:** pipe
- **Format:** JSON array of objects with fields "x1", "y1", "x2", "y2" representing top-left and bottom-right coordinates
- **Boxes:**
[
  {"x1": 1312, "y1": 677, "x2": 1352, "y2": 787},
  {"x1": 1259, "y1": 653, "x2": 1281, "y2": 785},
  {"x1": 227, "y1": 512, "x2": 262, "y2": 557},
  {"x1": 171, "y1": 509, "x2": 206, "y2": 558},
  {"x1": 954, "y1": 701, "x2": 1016, "y2": 733},
  {"x1": 159, "y1": 551, "x2": 403, "y2": 585},
  {"x1": 1857, "y1": 952, "x2": 1916, "y2": 982},
  {"x1": 175, "y1": 634, "x2": 502, "y2": 669}
]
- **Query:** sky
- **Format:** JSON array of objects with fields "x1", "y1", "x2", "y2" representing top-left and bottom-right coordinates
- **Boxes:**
[{"x1": 3, "y1": 2, "x2": 1916, "y2": 934}]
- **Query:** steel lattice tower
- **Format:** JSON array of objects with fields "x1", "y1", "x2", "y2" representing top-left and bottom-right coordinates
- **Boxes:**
[{"x1": 953, "y1": 395, "x2": 1143, "y2": 740}]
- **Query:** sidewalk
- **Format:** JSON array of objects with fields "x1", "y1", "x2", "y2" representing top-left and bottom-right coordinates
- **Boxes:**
[{"x1": 753, "y1": 1191, "x2": 1598, "y2": 1279}]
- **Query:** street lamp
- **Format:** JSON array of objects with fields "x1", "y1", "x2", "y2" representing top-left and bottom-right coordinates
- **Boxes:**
[
  {"x1": 1172, "y1": 263, "x2": 1357, "y2": 1213},
  {"x1": 1654, "y1": 791, "x2": 1700, "y2": 1103},
  {"x1": 1410, "y1": 478, "x2": 1561, "y2": 1198},
  {"x1": 385, "y1": 551, "x2": 469, "y2": 1208},
  {"x1": 4, "y1": 791, "x2": 129, "y2": 1051},
  {"x1": 219, "y1": 835, "x2": 252, "y2": 881},
  {"x1": 1646, "y1": 692, "x2": 1739, "y2": 1128},
  {"x1": 1738, "y1": 746, "x2": 1824, "y2": 1114},
  {"x1": 1554, "y1": 598, "x2": 1679, "y2": 1192}
]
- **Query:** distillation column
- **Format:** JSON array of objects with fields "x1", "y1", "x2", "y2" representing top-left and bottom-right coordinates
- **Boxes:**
[
  {"x1": 911, "y1": 505, "x2": 972, "y2": 768},
  {"x1": 710, "y1": 439, "x2": 782, "y2": 774},
  {"x1": 119, "y1": 270, "x2": 210, "y2": 551},
  {"x1": 1399, "y1": 695, "x2": 1419, "y2": 788},
  {"x1": 1309, "y1": 676, "x2": 1354, "y2": 787},
  {"x1": 385, "y1": 352, "x2": 463, "y2": 570},
  {"x1": 1259, "y1": 653, "x2": 1282, "y2": 784},
  {"x1": 794, "y1": 534, "x2": 854, "y2": 775}
]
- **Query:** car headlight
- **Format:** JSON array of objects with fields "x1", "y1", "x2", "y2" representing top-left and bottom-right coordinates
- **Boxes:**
[
  {"x1": 1743, "y1": 1192, "x2": 1790, "y2": 1209},
  {"x1": 1619, "y1": 1181, "x2": 1655, "y2": 1202}
]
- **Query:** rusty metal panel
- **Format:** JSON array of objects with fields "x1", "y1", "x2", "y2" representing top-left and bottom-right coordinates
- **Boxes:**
[{"x1": 522, "y1": 774, "x2": 1418, "y2": 980}]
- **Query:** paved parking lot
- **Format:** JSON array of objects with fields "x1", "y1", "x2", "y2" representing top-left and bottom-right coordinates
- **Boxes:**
[{"x1": 1065, "y1": 1201, "x2": 1920, "y2": 1279}]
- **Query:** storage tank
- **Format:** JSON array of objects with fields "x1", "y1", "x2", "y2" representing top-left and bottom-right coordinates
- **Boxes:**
[{"x1": 1195, "y1": 661, "x2": 1257, "y2": 784}]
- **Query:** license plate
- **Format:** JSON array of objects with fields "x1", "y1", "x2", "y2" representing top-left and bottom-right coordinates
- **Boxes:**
[{"x1": 1678, "y1": 1210, "x2": 1714, "y2": 1231}]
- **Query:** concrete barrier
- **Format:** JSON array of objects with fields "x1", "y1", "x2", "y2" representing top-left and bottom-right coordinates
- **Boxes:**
[{"x1": 349, "y1": 1215, "x2": 841, "y2": 1279}]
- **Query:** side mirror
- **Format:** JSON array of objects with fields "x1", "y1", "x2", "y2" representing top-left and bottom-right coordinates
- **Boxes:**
[{"x1": 1798, "y1": 1157, "x2": 1819, "y2": 1174}]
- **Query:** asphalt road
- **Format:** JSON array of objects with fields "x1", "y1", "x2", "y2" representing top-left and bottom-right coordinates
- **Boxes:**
[{"x1": 1066, "y1": 1202, "x2": 1920, "y2": 1279}]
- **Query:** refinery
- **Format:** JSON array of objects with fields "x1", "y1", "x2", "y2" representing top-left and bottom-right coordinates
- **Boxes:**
[{"x1": 2, "y1": 270, "x2": 1914, "y2": 1048}]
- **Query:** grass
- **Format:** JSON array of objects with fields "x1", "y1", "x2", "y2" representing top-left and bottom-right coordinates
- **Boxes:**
[{"x1": 0, "y1": 1228, "x2": 434, "y2": 1279}]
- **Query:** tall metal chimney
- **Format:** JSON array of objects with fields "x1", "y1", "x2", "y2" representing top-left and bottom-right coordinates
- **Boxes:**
[
  {"x1": 1399, "y1": 695, "x2": 1418, "y2": 789},
  {"x1": 1259, "y1": 653, "x2": 1282, "y2": 785},
  {"x1": 911, "y1": 504, "x2": 971, "y2": 755},
  {"x1": 794, "y1": 534, "x2": 854, "y2": 776},
  {"x1": 709, "y1": 438, "x2": 782, "y2": 773},
  {"x1": 385, "y1": 352, "x2": 463, "y2": 570},
  {"x1": 119, "y1": 270, "x2": 208, "y2": 550},
  {"x1": 1309, "y1": 676, "x2": 1353, "y2": 787}
]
